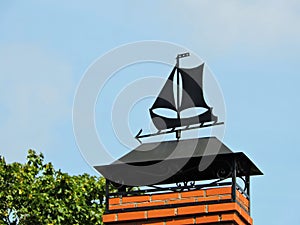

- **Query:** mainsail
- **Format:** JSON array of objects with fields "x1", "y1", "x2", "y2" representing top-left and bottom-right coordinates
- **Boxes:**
[
  {"x1": 178, "y1": 64, "x2": 209, "y2": 111},
  {"x1": 150, "y1": 63, "x2": 217, "y2": 130},
  {"x1": 150, "y1": 67, "x2": 177, "y2": 111}
]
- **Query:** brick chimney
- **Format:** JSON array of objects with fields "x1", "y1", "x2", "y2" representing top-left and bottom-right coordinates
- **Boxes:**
[{"x1": 103, "y1": 186, "x2": 252, "y2": 225}]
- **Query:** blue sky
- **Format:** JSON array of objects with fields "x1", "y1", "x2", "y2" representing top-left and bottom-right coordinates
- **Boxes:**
[{"x1": 1, "y1": 1, "x2": 300, "y2": 224}]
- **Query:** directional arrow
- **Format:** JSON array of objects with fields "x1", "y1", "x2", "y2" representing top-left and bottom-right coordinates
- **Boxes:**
[{"x1": 134, "y1": 121, "x2": 224, "y2": 143}]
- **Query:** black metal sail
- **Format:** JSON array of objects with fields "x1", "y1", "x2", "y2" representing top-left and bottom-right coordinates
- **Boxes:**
[
  {"x1": 150, "y1": 67, "x2": 177, "y2": 111},
  {"x1": 150, "y1": 63, "x2": 217, "y2": 130},
  {"x1": 178, "y1": 64, "x2": 209, "y2": 111}
]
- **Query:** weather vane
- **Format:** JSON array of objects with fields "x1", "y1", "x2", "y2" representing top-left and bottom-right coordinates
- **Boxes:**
[{"x1": 135, "y1": 52, "x2": 224, "y2": 143}]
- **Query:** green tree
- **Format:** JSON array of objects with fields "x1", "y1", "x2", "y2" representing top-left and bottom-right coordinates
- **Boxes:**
[{"x1": 0, "y1": 150, "x2": 106, "y2": 225}]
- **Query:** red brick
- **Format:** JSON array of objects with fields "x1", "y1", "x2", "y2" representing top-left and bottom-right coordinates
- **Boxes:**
[
  {"x1": 196, "y1": 215, "x2": 220, "y2": 223},
  {"x1": 102, "y1": 213, "x2": 117, "y2": 223},
  {"x1": 208, "y1": 202, "x2": 236, "y2": 213},
  {"x1": 151, "y1": 192, "x2": 180, "y2": 201},
  {"x1": 220, "y1": 213, "x2": 248, "y2": 225},
  {"x1": 180, "y1": 190, "x2": 204, "y2": 198},
  {"x1": 117, "y1": 211, "x2": 146, "y2": 221},
  {"x1": 147, "y1": 208, "x2": 175, "y2": 218},
  {"x1": 206, "y1": 187, "x2": 231, "y2": 196},
  {"x1": 177, "y1": 205, "x2": 206, "y2": 216},
  {"x1": 122, "y1": 195, "x2": 150, "y2": 203},
  {"x1": 221, "y1": 214, "x2": 235, "y2": 221},
  {"x1": 109, "y1": 197, "x2": 121, "y2": 205}
]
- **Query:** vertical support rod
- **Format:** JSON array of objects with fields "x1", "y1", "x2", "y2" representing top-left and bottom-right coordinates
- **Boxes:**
[
  {"x1": 175, "y1": 53, "x2": 189, "y2": 140},
  {"x1": 176, "y1": 56, "x2": 181, "y2": 140},
  {"x1": 231, "y1": 158, "x2": 237, "y2": 202},
  {"x1": 105, "y1": 179, "x2": 110, "y2": 213},
  {"x1": 246, "y1": 175, "x2": 251, "y2": 215}
]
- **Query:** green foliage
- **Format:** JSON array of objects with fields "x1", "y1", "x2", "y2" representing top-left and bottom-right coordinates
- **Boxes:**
[{"x1": 0, "y1": 150, "x2": 106, "y2": 225}]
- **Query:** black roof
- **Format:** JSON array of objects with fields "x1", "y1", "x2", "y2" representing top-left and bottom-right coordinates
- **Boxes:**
[
  {"x1": 95, "y1": 137, "x2": 263, "y2": 186},
  {"x1": 118, "y1": 137, "x2": 232, "y2": 163}
]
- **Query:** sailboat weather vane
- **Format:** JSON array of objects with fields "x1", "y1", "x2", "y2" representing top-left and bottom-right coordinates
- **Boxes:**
[{"x1": 135, "y1": 52, "x2": 224, "y2": 143}]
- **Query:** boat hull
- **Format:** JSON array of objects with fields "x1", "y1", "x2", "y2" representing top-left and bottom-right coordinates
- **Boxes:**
[{"x1": 150, "y1": 108, "x2": 218, "y2": 131}]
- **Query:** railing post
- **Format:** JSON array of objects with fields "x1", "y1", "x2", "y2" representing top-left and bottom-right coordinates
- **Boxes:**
[
  {"x1": 231, "y1": 158, "x2": 237, "y2": 202},
  {"x1": 246, "y1": 175, "x2": 250, "y2": 215},
  {"x1": 105, "y1": 179, "x2": 110, "y2": 213}
]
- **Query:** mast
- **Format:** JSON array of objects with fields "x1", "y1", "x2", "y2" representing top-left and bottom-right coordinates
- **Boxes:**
[{"x1": 175, "y1": 52, "x2": 190, "y2": 140}]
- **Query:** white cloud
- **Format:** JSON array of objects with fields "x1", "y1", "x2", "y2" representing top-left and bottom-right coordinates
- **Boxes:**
[{"x1": 0, "y1": 44, "x2": 73, "y2": 162}]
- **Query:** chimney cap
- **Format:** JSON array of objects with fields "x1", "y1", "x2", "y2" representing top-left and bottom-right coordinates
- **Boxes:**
[{"x1": 95, "y1": 137, "x2": 263, "y2": 186}]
